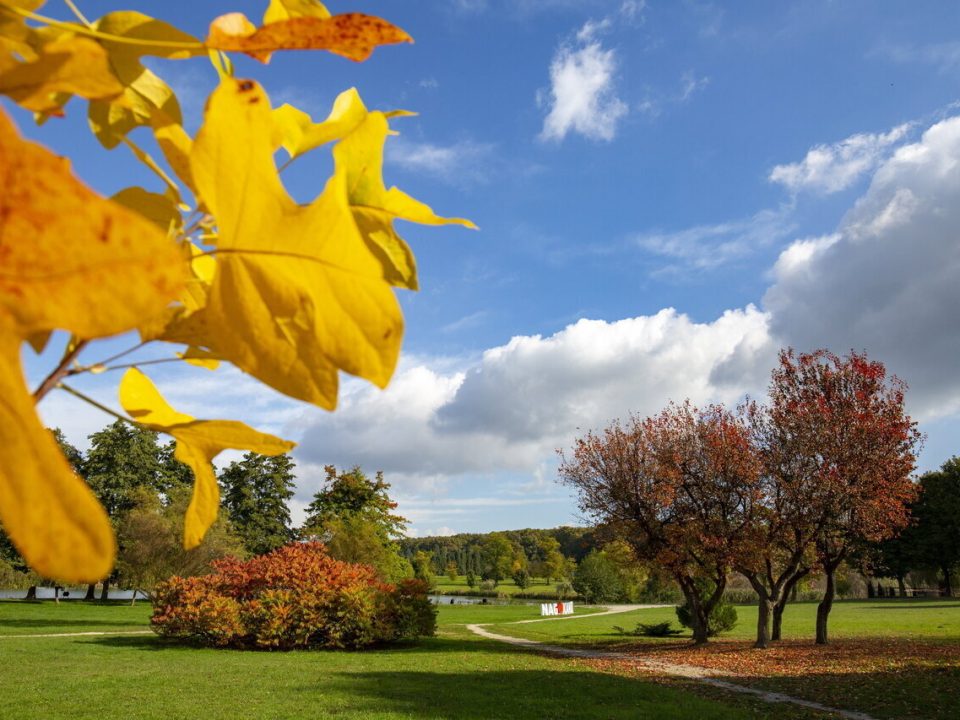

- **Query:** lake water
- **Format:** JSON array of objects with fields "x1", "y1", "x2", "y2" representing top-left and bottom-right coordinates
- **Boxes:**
[{"x1": 0, "y1": 588, "x2": 149, "y2": 601}]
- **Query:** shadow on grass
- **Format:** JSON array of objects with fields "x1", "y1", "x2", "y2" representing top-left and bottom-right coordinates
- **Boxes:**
[
  {"x1": 0, "y1": 618, "x2": 148, "y2": 630},
  {"x1": 87, "y1": 633, "x2": 534, "y2": 657},
  {"x1": 313, "y1": 669, "x2": 739, "y2": 720}
]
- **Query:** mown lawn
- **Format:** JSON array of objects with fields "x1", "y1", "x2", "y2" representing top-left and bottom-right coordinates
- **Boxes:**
[
  {"x1": 0, "y1": 600, "x2": 827, "y2": 720},
  {"x1": 432, "y1": 575, "x2": 559, "y2": 596},
  {"x1": 485, "y1": 599, "x2": 960, "y2": 720}
]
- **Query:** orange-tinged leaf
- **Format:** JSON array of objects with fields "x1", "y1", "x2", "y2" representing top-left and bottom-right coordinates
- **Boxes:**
[
  {"x1": 0, "y1": 35, "x2": 123, "y2": 113},
  {"x1": 0, "y1": 106, "x2": 184, "y2": 339},
  {"x1": 0, "y1": 328, "x2": 115, "y2": 582},
  {"x1": 206, "y1": 12, "x2": 412, "y2": 64},
  {"x1": 119, "y1": 368, "x2": 293, "y2": 547}
]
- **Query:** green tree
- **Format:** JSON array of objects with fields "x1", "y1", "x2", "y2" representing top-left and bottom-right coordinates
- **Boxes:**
[
  {"x1": 539, "y1": 536, "x2": 569, "y2": 584},
  {"x1": 911, "y1": 459, "x2": 960, "y2": 596},
  {"x1": 412, "y1": 550, "x2": 435, "y2": 588},
  {"x1": 84, "y1": 420, "x2": 169, "y2": 519},
  {"x1": 302, "y1": 466, "x2": 411, "y2": 582},
  {"x1": 116, "y1": 486, "x2": 244, "y2": 604},
  {"x1": 303, "y1": 465, "x2": 407, "y2": 541},
  {"x1": 480, "y1": 534, "x2": 514, "y2": 586},
  {"x1": 512, "y1": 567, "x2": 532, "y2": 590},
  {"x1": 572, "y1": 550, "x2": 623, "y2": 603},
  {"x1": 603, "y1": 540, "x2": 649, "y2": 602},
  {"x1": 445, "y1": 560, "x2": 458, "y2": 582},
  {"x1": 220, "y1": 453, "x2": 296, "y2": 556}
]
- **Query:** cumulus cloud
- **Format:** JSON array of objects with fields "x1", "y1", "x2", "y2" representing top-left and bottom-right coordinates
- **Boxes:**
[
  {"x1": 296, "y1": 307, "x2": 774, "y2": 490},
  {"x1": 769, "y1": 123, "x2": 912, "y2": 194},
  {"x1": 765, "y1": 116, "x2": 960, "y2": 420},
  {"x1": 539, "y1": 22, "x2": 628, "y2": 142}
]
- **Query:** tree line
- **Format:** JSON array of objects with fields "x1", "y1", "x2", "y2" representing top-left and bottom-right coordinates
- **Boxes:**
[{"x1": 0, "y1": 423, "x2": 412, "y2": 598}]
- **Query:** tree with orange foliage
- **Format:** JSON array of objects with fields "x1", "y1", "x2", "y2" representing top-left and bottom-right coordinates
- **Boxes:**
[
  {"x1": 766, "y1": 349, "x2": 921, "y2": 645},
  {"x1": 559, "y1": 402, "x2": 762, "y2": 645}
]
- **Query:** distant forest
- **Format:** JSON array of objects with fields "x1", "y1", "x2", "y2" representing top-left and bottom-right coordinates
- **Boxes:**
[{"x1": 399, "y1": 527, "x2": 600, "y2": 576}]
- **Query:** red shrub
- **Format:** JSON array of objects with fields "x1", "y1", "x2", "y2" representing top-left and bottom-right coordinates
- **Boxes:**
[{"x1": 151, "y1": 542, "x2": 435, "y2": 650}]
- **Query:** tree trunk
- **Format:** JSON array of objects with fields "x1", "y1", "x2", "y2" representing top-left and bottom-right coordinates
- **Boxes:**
[
  {"x1": 84, "y1": 583, "x2": 96, "y2": 601},
  {"x1": 99, "y1": 580, "x2": 110, "y2": 602},
  {"x1": 25, "y1": 585, "x2": 36, "y2": 600},
  {"x1": 942, "y1": 565, "x2": 953, "y2": 597},
  {"x1": 897, "y1": 575, "x2": 907, "y2": 598},
  {"x1": 772, "y1": 568, "x2": 808, "y2": 641},
  {"x1": 816, "y1": 566, "x2": 836, "y2": 645},
  {"x1": 755, "y1": 595, "x2": 773, "y2": 649}
]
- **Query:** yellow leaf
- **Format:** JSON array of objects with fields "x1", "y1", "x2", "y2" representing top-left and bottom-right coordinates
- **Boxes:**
[
  {"x1": 206, "y1": 12, "x2": 412, "y2": 64},
  {"x1": 273, "y1": 87, "x2": 368, "y2": 158},
  {"x1": 119, "y1": 368, "x2": 293, "y2": 548},
  {"x1": 86, "y1": 11, "x2": 202, "y2": 149},
  {"x1": 149, "y1": 106, "x2": 196, "y2": 195},
  {"x1": 0, "y1": 106, "x2": 184, "y2": 339},
  {"x1": 111, "y1": 186, "x2": 182, "y2": 235},
  {"x1": 264, "y1": 0, "x2": 331, "y2": 23},
  {"x1": 0, "y1": 328, "x2": 115, "y2": 582},
  {"x1": 161, "y1": 78, "x2": 406, "y2": 409},
  {"x1": 0, "y1": 35, "x2": 123, "y2": 113},
  {"x1": 177, "y1": 347, "x2": 220, "y2": 370},
  {"x1": 333, "y1": 109, "x2": 477, "y2": 291}
]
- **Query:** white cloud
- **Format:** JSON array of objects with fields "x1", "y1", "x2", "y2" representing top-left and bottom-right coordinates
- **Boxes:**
[
  {"x1": 620, "y1": 0, "x2": 647, "y2": 23},
  {"x1": 678, "y1": 71, "x2": 710, "y2": 102},
  {"x1": 539, "y1": 23, "x2": 628, "y2": 142},
  {"x1": 635, "y1": 207, "x2": 795, "y2": 272},
  {"x1": 769, "y1": 123, "x2": 912, "y2": 194},
  {"x1": 765, "y1": 115, "x2": 960, "y2": 420},
  {"x1": 295, "y1": 306, "x2": 774, "y2": 489},
  {"x1": 387, "y1": 138, "x2": 494, "y2": 184}
]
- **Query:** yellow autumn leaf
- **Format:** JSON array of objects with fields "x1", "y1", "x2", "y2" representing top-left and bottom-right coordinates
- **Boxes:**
[
  {"x1": 264, "y1": 0, "x2": 331, "y2": 23},
  {"x1": 111, "y1": 186, "x2": 182, "y2": 235},
  {"x1": 0, "y1": 106, "x2": 184, "y2": 582},
  {"x1": 0, "y1": 330, "x2": 116, "y2": 582},
  {"x1": 0, "y1": 34, "x2": 123, "y2": 113},
  {"x1": 272, "y1": 87, "x2": 368, "y2": 159},
  {"x1": 86, "y1": 11, "x2": 202, "y2": 149},
  {"x1": 206, "y1": 11, "x2": 412, "y2": 64},
  {"x1": 0, "y1": 106, "x2": 184, "y2": 338},
  {"x1": 119, "y1": 368, "x2": 293, "y2": 548},
  {"x1": 334, "y1": 109, "x2": 477, "y2": 291}
]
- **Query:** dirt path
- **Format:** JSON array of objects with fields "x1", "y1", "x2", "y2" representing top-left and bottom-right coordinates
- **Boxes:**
[
  {"x1": 0, "y1": 630, "x2": 153, "y2": 639},
  {"x1": 466, "y1": 606, "x2": 877, "y2": 720}
]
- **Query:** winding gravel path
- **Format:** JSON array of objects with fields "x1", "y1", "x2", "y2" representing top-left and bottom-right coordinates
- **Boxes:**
[{"x1": 466, "y1": 605, "x2": 877, "y2": 720}]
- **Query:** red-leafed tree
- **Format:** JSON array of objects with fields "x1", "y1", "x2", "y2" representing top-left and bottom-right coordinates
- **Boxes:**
[
  {"x1": 767, "y1": 349, "x2": 921, "y2": 644},
  {"x1": 559, "y1": 402, "x2": 762, "y2": 645}
]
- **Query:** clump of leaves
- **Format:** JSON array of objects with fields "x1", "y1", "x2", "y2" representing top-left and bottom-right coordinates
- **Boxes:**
[
  {"x1": 613, "y1": 621, "x2": 684, "y2": 638},
  {"x1": 676, "y1": 599, "x2": 738, "y2": 637},
  {"x1": 0, "y1": 0, "x2": 473, "y2": 583}
]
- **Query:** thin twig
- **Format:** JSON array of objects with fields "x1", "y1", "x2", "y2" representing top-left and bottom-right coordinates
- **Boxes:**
[
  {"x1": 62, "y1": 0, "x2": 92, "y2": 27},
  {"x1": 95, "y1": 357, "x2": 190, "y2": 374},
  {"x1": 2, "y1": 4, "x2": 204, "y2": 50},
  {"x1": 32, "y1": 339, "x2": 88, "y2": 402},
  {"x1": 58, "y1": 383, "x2": 139, "y2": 426}
]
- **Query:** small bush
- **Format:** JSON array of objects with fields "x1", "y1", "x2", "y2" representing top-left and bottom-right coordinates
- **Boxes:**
[
  {"x1": 152, "y1": 542, "x2": 435, "y2": 650},
  {"x1": 675, "y1": 599, "x2": 738, "y2": 637},
  {"x1": 613, "y1": 621, "x2": 684, "y2": 637}
]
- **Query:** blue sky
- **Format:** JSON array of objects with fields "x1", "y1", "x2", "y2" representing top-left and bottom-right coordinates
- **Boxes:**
[{"x1": 13, "y1": 0, "x2": 960, "y2": 537}]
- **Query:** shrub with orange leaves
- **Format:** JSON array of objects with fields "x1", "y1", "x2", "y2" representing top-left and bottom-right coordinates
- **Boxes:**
[{"x1": 151, "y1": 541, "x2": 435, "y2": 650}]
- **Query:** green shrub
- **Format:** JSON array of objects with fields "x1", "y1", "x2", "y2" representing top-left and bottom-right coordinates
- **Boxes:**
[
  {"x1": 152, "y1": 542, "x2": 435, "y2": 650},
  {"x1": 613, "y1": 621, "x2": 684, "y2": 637},
  {"x1": 675, "y1": 599, "x2": 738, "y2": 637}
]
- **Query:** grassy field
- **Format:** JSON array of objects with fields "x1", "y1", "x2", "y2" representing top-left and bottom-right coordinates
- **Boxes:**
[
  {"x1": 485, "y1": 599, "x2": 960, "y2": 720},
  {"x1": 0, "y1": 599, "x2": 826, "y2": 720},
  {"x1": 431, "y1": 575, "x2": 560, "y2": 596}
]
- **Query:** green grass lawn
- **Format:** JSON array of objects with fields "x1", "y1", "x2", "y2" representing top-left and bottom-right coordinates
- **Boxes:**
[
  {"x1": 484, "y1": 599, "x2": 960, "y2": 720},
  {"x1": 0, "y1": 600, "x2": 824, "y2": 720},
  {"x1": 485, "y1": 598, "x2": 960, "y2": 645}
]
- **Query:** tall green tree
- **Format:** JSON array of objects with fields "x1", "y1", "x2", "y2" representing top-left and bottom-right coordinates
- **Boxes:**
[
  {"x1": 480, "y1": 533, "x2": 515, "y2": 586},
  {"x1": 220, "y1": 452, "x2": 296, "y2": 556},
  {"x1": 911, "y1": 459, "x2": 960, "y2": 596},
  {"x1": 302, "y1": 466, "x2": 411, "y2": 582},
  {"x1": 303, "y1": 465, "x2": 407, "y2": 541}
]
